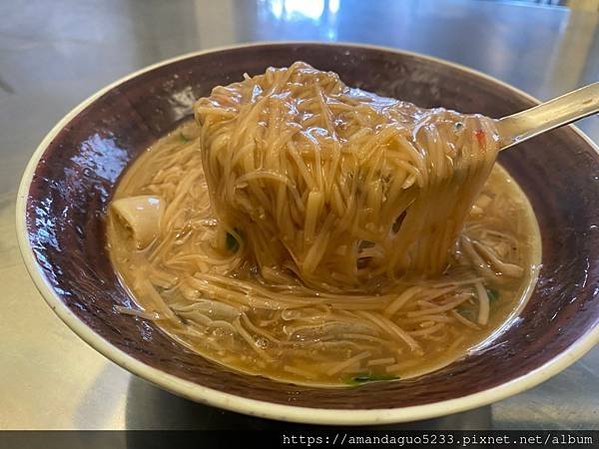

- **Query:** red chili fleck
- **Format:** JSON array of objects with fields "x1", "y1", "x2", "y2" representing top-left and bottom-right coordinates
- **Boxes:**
[{"x1": 475, "y1": 129, "x2": 485, "y2": 146}]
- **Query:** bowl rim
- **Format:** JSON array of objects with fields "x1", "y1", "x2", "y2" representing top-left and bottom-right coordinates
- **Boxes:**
[{"x1": 16, "y1": 41, "x2": 599, "y2": 425}]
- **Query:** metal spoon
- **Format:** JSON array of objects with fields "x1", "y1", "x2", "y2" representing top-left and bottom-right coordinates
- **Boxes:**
[{"x1": 497, "y1": 81, "x2": 599, "y2": 151}]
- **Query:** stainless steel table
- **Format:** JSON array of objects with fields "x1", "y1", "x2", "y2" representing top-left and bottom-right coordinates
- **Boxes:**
[{"x1": 1, "y1": 0, "x2": 597, "y2": 430}]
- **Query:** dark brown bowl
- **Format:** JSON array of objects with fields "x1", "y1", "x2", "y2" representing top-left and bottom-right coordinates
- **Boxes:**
[{"x1": 17, "y1": 43, "x2": 599, "y2": 424}]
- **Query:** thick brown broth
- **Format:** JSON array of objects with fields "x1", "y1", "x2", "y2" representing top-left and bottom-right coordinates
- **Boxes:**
[{"x1": 107, "y1": 119, "x2": 541, "y2": 387}]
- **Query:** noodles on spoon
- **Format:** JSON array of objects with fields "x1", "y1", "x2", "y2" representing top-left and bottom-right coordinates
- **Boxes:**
[{"x1": 196, "y1": 62, "x2": 499, "y2": 287}]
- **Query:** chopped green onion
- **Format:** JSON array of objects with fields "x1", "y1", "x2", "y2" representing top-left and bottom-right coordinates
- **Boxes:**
[
  {"x1": 226, "y1": 232, "x2": 239, "y2": 252},
  {"x1": 348, "y1": 373, "x2": 400, "y2": 385},
  {"x1": 179, "y1": 132, "x2": 190, "y2": 143},
  {"x1": 226, "y1": 229, "x2": 243, "y2": 252},
  {"x1": 486, "y1": 287, "x2": 499, "y2": 302}
]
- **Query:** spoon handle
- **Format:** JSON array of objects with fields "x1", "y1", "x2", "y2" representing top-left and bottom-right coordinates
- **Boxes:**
[{"x1": 498, "y1": 82, "x2": 599, "y2": 150}]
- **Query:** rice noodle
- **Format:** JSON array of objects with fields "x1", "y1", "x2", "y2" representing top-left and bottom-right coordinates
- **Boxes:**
[
  {"x1": 326, "y1": 351, "x2": 372, "y2": 376},
  {"x1": 197, "y1": 62, "x2": 500, "y2": 287},
  {"x1": 115, "y1": 305, "x2": 159, "y2": 321},
  {"x1": 367, "y1": 357, "x2": 396, "y2": 367},
  {"x1": 474, "y1": 282, "x2": 491, "y2": 326},
  {"x1": 451, "y1": 310, "x2": 480, "y2": 330}
]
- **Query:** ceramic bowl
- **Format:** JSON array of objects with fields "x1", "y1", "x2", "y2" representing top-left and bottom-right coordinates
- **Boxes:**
[{"x1": 17, "y1": 42, "x2": 599, "y2": 425}]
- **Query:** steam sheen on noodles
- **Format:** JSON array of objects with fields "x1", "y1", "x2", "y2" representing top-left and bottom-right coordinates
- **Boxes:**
[{"x1": 107, "y1": 62, "x2": 540, "y2": 386}]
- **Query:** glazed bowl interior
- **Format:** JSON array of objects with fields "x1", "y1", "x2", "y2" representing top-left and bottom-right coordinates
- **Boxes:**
[{"x1": 18, "y1": 43, "x2": 599, "y2": 424}]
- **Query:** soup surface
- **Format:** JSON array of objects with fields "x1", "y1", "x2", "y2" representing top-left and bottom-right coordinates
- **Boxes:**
[{"x1": 107, "y1": 64, "x2": 541, "y2": 387}]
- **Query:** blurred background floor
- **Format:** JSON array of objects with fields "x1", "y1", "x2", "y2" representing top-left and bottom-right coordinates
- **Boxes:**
[{"x1": 0, "y1": 0, "x2": 597, "y2": 430}]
